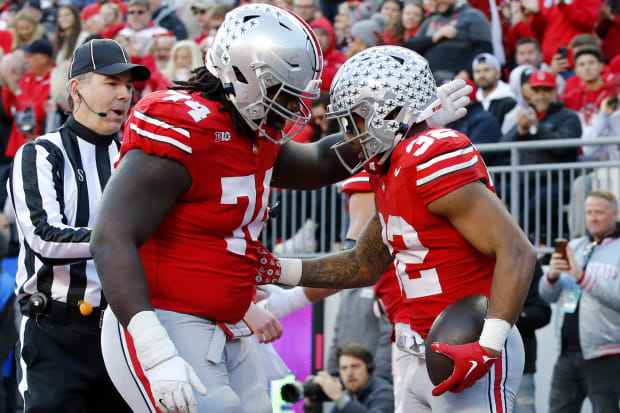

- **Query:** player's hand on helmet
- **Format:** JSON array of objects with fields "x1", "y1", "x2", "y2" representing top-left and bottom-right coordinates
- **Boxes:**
[
  {"x1": 430, "y1": 341, "x2": 498, "y2": 396},
  {"x1": 243, "y1": 303, "x2": 283, "y2": 343},
  {"x1": 145, "y1": 355, "x2": 207, "y2": 413},
  {"x1": 254, "y1": 241, "x2": 282, "y2": 285},
  {"x1": 427, "y1": 79, "x2": 473, "y2": 127},
  {"x1": 127, "y1": 311, "x2": 207, "y2": 413}
]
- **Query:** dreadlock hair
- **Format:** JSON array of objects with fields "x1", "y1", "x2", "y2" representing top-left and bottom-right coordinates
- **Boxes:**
[{"x1": 170, "y1": 66, "x2": 255, "y2": 138}]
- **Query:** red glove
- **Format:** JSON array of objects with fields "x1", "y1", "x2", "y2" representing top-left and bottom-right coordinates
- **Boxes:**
[
  {"x1": 430, "y1": 342, "x2": 498, "y2": 396},
  {"x1": 254, "y1": 242, "x2": 281, "y2": 285}
]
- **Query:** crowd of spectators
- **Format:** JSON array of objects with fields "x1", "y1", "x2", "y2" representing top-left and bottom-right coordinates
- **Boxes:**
[
  {"x1": 0, "y1": 0, "x2": 617, "y2": 412},
  {"x1": 0, "y1": 0, "x2": 614, "y2": 178}
]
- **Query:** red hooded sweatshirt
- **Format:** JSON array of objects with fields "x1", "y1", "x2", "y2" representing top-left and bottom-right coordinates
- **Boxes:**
[{"x1": 310, "y1": 17, "x2": 347, "y2": 93}]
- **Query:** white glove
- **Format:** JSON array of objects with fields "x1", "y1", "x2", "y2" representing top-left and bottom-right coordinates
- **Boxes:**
[
  {"x1": 146, "y1": 356, "x2": 207, "y2": 413},
  {"x1": 258, "y1": 285, "x2": 311, "y2": 318},
  {"x1": 128, "y1": 311, "x2": 207, "y2": 413},
  {"x1": 426, "y1": 79, "x2": 473, "y2": 127}
]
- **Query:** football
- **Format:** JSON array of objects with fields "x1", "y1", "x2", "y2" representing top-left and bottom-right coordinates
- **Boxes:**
[{"x1": 424, "y1": 294, "x2": 489, "y2": 385}]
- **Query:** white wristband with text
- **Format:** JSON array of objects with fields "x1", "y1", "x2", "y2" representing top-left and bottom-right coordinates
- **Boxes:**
[
  {"x1": 278, "y1": 258, "x2": 302, "y2": 286},
  {"x1": 478, "y1": 318, "x2": 512, "y2": 352}
]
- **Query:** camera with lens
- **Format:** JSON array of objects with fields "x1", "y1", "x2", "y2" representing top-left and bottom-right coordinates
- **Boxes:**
[
  {"x1": 15, "y1": 107, "x2": 37, "y2": 135},
  {"x1": 281, "y1": 380, "x2": 330, "y2": 403}
]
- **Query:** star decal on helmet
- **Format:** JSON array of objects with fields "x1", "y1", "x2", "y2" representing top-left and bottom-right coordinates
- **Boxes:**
[
  {"x1": 387, "y1": 120, "x2": 400, "y2": 131},
  {"x1": 376, "y1": 106, "x2": 388, "y2": 117}
]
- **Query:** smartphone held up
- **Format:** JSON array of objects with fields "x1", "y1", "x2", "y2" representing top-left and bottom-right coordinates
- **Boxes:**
[{"x1": 554, "y1": 238, "x2": 568, "y2": 261}]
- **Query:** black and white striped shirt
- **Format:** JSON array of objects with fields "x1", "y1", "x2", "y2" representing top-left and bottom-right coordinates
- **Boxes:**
[{"x1": 8, "y1": 116, "x2": 120, "y2": 309}]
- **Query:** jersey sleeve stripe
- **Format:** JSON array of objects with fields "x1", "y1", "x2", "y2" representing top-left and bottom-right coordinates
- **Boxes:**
[
  {"x1": 416, "y1": 146, "x2": 474, "y2": 171},
  {"x1": 129, "y1": 123, "x2": 193, "y2": 154},
  {"x1": 341, "y1": 176, "x2": 370, "y2": 187},
  {"x1": 133, "y1": 110, "x2": 190, "y2": 138},
  {"x1": 416, "y1": 155, "x2": 479, "y2": 187}
]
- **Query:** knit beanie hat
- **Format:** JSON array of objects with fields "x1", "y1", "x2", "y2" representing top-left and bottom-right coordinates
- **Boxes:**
[{"x1": 350, "y1": 13, "x2": 388, "y2": 47}]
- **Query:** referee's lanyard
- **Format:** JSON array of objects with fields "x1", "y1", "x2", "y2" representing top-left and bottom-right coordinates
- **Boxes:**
[{"x1": 563, "y1": 241, "x2": 597, "y2": 314}]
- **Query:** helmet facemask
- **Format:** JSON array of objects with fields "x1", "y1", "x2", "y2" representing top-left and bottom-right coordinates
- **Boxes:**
[{"x1": 243, "y1": 69, "x2": 320, "y2": 144}]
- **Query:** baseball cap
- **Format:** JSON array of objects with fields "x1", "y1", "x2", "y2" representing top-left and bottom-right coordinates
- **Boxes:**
[
  {"x1": 192, "y1": 0, "x2": 215, "y2": 9},
  {"x1": 529, "y1": 70, "x2": 557, "y2": 88},
  {"x1": 472, "y1": 53, "x2": 500, "y2": 72},
  {"x1": 23, "y1": 39, "x2": 53, "y2": 58},
  {"x1": 350, "y1": 13, "x2": 387, "y2": 47},
  {"x1": 69, "y1": 39, "x2": 150, "y2": 81}
]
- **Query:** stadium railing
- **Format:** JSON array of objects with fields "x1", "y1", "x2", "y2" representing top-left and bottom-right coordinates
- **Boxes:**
[{"x1": 263, "y1": 137, "x2": 620, "y2": 256}]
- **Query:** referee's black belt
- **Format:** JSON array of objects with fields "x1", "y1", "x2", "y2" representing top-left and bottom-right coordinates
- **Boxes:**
[{"x1": 20, "y1": 297, "x2": 104, "y2": 329}]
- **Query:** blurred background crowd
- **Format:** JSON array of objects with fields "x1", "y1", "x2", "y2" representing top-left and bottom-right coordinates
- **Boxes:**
[
  {"x1": 0, "y1": 0, "x2": 616, "y2": 174},
  {"x1": 0, "y1": 0, "x2": 615, "y2": 159}
]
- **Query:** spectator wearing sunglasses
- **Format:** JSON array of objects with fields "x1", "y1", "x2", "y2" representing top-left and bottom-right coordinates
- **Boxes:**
[
  {"x1": 118, "y1": 0, "x2": 169, "y2": 57},
  {"x1": 192, "y1": 0, "x2": 215, "y2": 46}
]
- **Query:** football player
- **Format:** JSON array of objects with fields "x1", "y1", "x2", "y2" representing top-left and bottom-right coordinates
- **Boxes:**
[
  {"x1": 267, "y1": 46, "x2": 537, "y2": 412},
  {"x1": 91, "y1": 5, "x2": 472, "y2": 412}
]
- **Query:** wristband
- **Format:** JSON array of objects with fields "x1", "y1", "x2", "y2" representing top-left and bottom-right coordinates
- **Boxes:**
[
  {"x1": 478, "y1": 318, "x2": 511, "y2": 352},
  {"x1": 278, "y1": 258, "x2": 302, "y2": 286},
  {"x1": 127, "y1": 311, "x2": 178, "y2": 370}
]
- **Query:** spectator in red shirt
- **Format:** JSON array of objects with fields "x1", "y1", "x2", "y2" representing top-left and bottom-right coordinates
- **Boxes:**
[
  {"x1": 0, "y1": 29, "x2": 12, "y2": 55},
  {"x1": 562, "y1": 47, "x2": 614, "y2": 134},
  {"x1": 4, "y1": 39, "x2": 53, "y2": 157},
  {"x1": 310, "y1": 17, "x2": 346, "y2": 92},
  {"x1": 596, "y1": 0, "x2": 620, "y2": 63},
  {"x1": 522, "y1": 0, "x2": 599, "y2": 65}
]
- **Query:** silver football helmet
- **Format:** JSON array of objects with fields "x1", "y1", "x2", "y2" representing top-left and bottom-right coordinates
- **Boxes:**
[
  {"x1": 206, "y1": 4, "x2": 323, "y2": 144},
  {"x1": 327, "y1": 46, "x2": 440, "y2": 173}
]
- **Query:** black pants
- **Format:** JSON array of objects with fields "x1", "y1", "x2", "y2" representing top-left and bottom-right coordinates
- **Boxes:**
[
  {"x1": 549, "y1": 351, "x2": 620, "y2": 413},
  {"x1": 19, "y1": 315, "x2": 131, "y2": 413}
]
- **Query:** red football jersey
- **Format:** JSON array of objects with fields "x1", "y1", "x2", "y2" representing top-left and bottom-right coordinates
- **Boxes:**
[
  {"x1": 341, "y1": 171, "x2": 372, "y2": 196},
  {"x1": 370, "y1": 128, "x2": 496, "y2": 338},
  {"x1": 341, "y1": 171, "x2": 408, "y2": 325},
  {"x1": 120, "y1": 90, "x2": 281, "y2": 323},
  {"x1": 373, "y1": 268, "x2": 410, "y2": 325}
]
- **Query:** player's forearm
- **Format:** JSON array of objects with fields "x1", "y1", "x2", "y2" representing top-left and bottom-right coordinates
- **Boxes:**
[
  {"x1": 300, "y1": 249, "x2": 374, "y2": 288},
  {"x1": 273, "y1": 134, "x2": 355, "y2": 190},
  {"x1": 91, "y1": 236, "x2": 153, "y2": 327},
  {"x1": 298, "y1": 215, "x2": 391, "y2": 288},
  {"x1": 302, "y1": 287, "x2": 341, "y2": 302},
  {"x1": 487, "y1": 239, "x2": 537, "y2": 324}
]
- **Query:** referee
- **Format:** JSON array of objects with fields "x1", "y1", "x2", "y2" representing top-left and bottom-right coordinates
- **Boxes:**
[{"x1": 8, "y1": 39, "x2": 149, "y2": 412}]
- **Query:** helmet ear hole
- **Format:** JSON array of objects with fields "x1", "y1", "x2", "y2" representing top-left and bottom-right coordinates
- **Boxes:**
[{"x1": 233, "y1": 66, "x2": 248, "y2": 85}]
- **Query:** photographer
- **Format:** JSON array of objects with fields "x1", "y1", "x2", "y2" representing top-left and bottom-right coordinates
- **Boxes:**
[{"x1": 304, "y1": 343, "x2": 394, "y2": 413}]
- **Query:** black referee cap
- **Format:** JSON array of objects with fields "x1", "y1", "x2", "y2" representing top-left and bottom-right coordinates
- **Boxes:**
[{"x1": 69, "y1": 39, "x2": 150, "y2": 82}]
